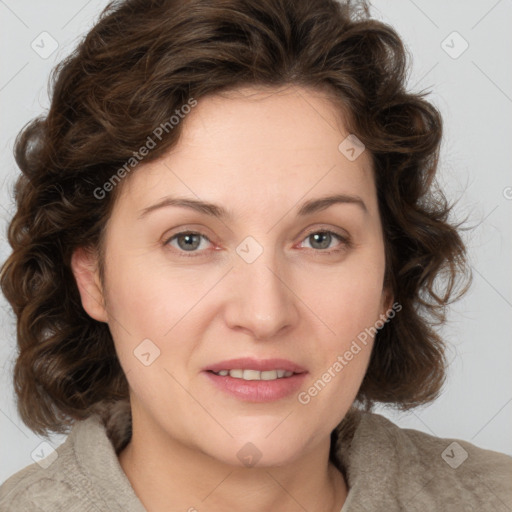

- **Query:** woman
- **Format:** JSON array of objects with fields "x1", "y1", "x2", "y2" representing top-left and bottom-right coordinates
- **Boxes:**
[{"x1": 0, "y1": 0, "x2": 510, "y2": 510}]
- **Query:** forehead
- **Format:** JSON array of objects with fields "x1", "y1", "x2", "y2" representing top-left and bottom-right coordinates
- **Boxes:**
[{"x1": 117, "y1": 85, "x2": 376, "y2": 219}]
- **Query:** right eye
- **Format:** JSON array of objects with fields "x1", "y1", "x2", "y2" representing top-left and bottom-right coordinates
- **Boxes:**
[{"x1": 164, "y1": 231, "x2": 214, "y2": 257}]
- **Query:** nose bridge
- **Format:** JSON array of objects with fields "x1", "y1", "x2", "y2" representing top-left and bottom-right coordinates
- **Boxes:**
[{"x1": 225, "y1": 235, "x2": 298, "y2": 339}]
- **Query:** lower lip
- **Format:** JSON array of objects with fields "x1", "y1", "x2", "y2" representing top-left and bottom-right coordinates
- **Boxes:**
[{"x1": 203, "y1": 371, "x2": 307, "y2": 402}]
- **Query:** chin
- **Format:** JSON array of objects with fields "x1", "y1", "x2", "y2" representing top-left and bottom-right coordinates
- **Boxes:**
[{"x1": 195, "y1": 427, "x2": 316, "y2": 469}]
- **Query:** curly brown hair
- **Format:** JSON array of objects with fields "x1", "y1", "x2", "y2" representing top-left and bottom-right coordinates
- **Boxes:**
[{"x1": 1, "y1": 0, "x2": 470, "y2": 437}]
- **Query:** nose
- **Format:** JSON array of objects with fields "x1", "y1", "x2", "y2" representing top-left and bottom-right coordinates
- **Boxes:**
[{"x1": 223, "y1": 248, "x2": 300, "y2": 341}]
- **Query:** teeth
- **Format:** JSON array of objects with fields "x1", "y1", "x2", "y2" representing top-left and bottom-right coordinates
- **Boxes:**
[
  {"x1": 213, "y1": 369, "x2": 295, "y2": 380},
  {"x1": 244, "y1": 369, "x2": 261, "y2": 380}
]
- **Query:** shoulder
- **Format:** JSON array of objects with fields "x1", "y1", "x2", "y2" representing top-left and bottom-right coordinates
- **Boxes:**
[
  {"x1": 0, "y1": 413, "x2": 143, "y2": 512},
  {"x1": 361, "y1": 410, "x2": 512, "y2": 467},
  {"x1": 0, "y1": 437, "x2": 86, "y2": 512},
  {"x1": 335, "y1": 409, "x2": 512, "y2": 510}
]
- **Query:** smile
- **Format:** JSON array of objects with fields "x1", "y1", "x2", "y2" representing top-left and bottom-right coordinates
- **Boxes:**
[{"x1": 209, "y1": 369, "x2": 295, "y2": 380}]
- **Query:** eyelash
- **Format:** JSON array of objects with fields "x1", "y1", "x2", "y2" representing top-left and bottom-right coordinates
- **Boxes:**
[{"x1": 163, "y1": 228, "x2": 351, "y2": 258}]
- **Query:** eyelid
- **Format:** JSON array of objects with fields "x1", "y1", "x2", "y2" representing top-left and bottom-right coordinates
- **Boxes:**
[
  {"x1": 162, "y1": 224, "x2": 216, "y2": 244},
  {"x1": 300, "y1": 225, "x2": 350, "y2": 242}
]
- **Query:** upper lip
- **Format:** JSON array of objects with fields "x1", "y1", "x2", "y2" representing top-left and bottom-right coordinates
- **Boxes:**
[{"x1": 203, "y1": 357, "x2": 307, "y2": 373}]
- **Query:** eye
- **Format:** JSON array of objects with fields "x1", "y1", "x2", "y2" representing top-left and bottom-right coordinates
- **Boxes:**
[
  {"x1": 164, "y1": 231, "x2": 213, "y2": 257},
  {"x1": 298, "y1": 230, "x2": 350, "y2": 254}
]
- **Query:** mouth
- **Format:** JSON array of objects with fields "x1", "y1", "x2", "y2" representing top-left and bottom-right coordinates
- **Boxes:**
[
  {"x1": 202, "y1": 358, "x2": 307, "y2": 402},
  {"x1": 208, "y1": 368, "x2": 296, "y2": 380}
]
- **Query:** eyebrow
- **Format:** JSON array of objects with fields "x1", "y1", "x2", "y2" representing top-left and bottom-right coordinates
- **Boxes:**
[{"x1": 137, "y1": 193, "x2": 367, "y2": 220}]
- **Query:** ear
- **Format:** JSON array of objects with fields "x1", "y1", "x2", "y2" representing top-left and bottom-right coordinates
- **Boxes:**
[
  {"x1": 70, "y1": 246, "x2": 108, "y2": 323},
  {"x1": 380, "y1": 286, "x2": 395, "y2": 320}
]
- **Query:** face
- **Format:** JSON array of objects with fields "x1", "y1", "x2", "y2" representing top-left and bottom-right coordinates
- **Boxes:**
[{"x1": 72, "y1": 85, "x2": 392, "y2": 467}]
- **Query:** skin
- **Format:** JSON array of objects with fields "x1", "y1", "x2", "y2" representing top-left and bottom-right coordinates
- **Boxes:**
[{"x1": 72, "y1": 84, "x2": 392, "y2": 512}]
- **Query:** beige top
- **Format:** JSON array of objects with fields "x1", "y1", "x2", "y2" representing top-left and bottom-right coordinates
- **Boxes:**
[{"x1": 1, "y1": 407, "x2": 511, "y2": 511}]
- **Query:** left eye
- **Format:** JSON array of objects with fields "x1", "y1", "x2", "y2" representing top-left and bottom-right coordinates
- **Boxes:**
[{"x1": 299, "y1": 231, "x2": 346, "y2": 252}]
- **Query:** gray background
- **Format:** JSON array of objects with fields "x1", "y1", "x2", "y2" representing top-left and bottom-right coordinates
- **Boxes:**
[{"x1": 1, "y1": 0, "x2": 511, "y2": 483}]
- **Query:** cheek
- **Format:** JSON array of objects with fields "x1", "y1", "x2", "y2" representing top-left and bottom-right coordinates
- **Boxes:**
[
  {"x1": 297, "y1": 271, "x2": 381, "y2": 422},
  {"x1": 101, "y1": 253, "x2": 210, "y2": 389},
  {"x1": 103, "y1": 250, "x2": 186, "y2": 334},
  {"x1": 310, "y1": 260, "x2": 386, "y2": 347}
]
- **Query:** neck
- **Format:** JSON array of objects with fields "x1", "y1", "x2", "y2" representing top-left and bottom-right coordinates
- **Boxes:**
[{"x1": 118, "y1": 412, "x2": 348, "y2": 512}]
